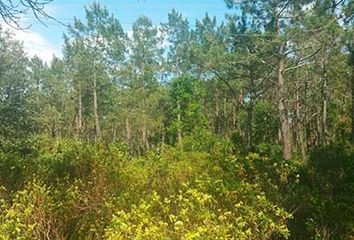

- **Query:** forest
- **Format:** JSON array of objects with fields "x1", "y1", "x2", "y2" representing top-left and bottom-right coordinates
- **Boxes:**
[{"x1": 0, "y1": 0, "x2": 353, "y2": 239}]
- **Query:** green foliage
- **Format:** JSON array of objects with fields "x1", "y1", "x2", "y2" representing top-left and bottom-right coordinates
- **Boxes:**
[
  {"x1": 168, "y1": 74, "x2": 208, "y2": 145},
  {"x1": 253, "y1": 101, "x2": 280, "y2": 146},
  {"x1": 105, "y1": 178, "x2": 291, "y2": 240},
  {"x1": 0, "y1": 138, "x2": 127, "y2": 239},
  {"x1": 0, "y1": 138, "x2": 40, "y2": 192},
  {"x1": 0, "y1": 138, "x2": 294, "y2": 239},
  {"x1": 299, "y1": 145, "x2": 354, "y2": 239},
  {"x1": 0, "y1": 135, "x2": 353, "y2": 240},
  {"x1": 0, "y1": 29, "x2": 34, "y2": 139},
  {"x1": 0, "y1": 180, "x2": 63, "y2": 240}
]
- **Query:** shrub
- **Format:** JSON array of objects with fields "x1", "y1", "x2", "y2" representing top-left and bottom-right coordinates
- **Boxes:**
[
  {"x1": 299, "y1": 145, "x2": 354, "y2": 239},
  {"x1": 105, "y1": 178, "x2": 291, "y2": 240},
  {"x1": 0, "y1": 180, "x2": 63, "y2": 240}
]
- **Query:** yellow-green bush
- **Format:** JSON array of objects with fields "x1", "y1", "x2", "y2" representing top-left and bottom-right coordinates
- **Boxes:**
[
  {"x1": 105, "y1": 178, "x2": 291, "y2": 240},
  {"x1": 4, "y1": 137, "x2": 348, "y2": 240},
  {"x1": 0, "y1": 180, "x2": 63, "y2": 240}
]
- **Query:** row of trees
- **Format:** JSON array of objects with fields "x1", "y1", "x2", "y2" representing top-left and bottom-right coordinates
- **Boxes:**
[{"x1": 1, "y1": 0, "x2": 353, "y2": 158}]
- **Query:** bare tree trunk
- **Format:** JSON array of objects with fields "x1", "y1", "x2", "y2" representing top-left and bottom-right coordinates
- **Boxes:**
[
  {"x1": 176, "y1": 55, "x2": 183, "y2": 147},
  {"x1": 125, "y1": 118, "x2": 131, "y2": 152},
  {"x1": 177, "y1": 101, "x2": 182, "y2": 148},
  {"x1": 146, "y1": 129, "x2": 150, "y2": 151},
  {"x1": 232, "y1": 106, "x2": 236, "y2": 132},
  {"x1": 142, "y1": 124, "x2": 149, "y2": 152},
  {"x1": 93, "y1": 60, "x2": 101, "y2": 141},
  {"x1": 277, "y1": 42, "x2": 293, "y2": 160},
  {"x1": 321, "y1": 53, "x2": 329, "y2": 145},
  {"x1": 215, "y1": 92, "x2": 220, "y2": 134},
  {"x1": 246, "y1": 74, "x2": 255, "y2": 151},
  {"x1": 235, "y1": 89, "x2": 243, "y2": 133},
  {"x1": 142, "y1": 124, "x2": 147, "y2": 152},
  {"x1": 316, "y1": 107, "x2": 321, "y2": 146},
  {"x1": 273, "y1": 12, "x2": 292, "y2": 160},
  {"x1": 304, "y1": 77, "x2": 312, "y2": 152},
  {"x1": 350, "y1": 51, "x2": 354, "y2": 143},
  {"x1": 223, "y1": 96, "x2": 227, "y2": 133},
  {"x1": 77, "y1": 88, "x2": 82, "y2": 137},
  {"x1": 351, "y1": 69, "x2": 354, "y2": 143},
  {"x1": 246, "y1": 105, "x2": 253, "y2": 151},
  {"x1": 295, "y1": 83, "x2": 306, "y2": 159}
]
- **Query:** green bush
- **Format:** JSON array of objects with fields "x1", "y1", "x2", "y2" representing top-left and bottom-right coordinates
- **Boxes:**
[
  {"x1": 0, "y1": 180, "x2": 63, "y2": 240},
  {"x1": 105, "y1": 178, "x2": 291, "y2": 240},
  {"x1": 1, "y1": 137, "x2": 351, "y2": 239},
  {"x1": 299, "y1": 145, "x2": 354, "y2": 239}
]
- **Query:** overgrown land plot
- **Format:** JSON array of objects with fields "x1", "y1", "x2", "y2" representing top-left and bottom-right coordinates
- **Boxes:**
[{"x1": 0, "y1": 0, "x2": 354, "y2": 239}]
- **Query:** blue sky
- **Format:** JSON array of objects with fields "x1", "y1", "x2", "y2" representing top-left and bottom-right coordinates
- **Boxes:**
[{"x1": 4, "y1": 0, "x2": 234, "y2": 62}]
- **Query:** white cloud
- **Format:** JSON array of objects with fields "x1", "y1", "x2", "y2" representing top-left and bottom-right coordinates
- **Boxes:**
[
  {"x1": 1, "y1": 19, "x2": 62, "y2": 63},
  {"x1": 13, "y1": 28, "x2": 61, "y2": 63}
]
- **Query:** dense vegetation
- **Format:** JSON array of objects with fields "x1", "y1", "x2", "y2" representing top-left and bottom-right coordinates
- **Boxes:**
[{"x1": 0, "y1": 0, "x2": 353, "y2": 239}]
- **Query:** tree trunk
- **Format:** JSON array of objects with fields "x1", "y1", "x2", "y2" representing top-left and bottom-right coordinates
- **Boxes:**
[
  {"x1": 321, "y1": 53, "x2": 329, "y2": 145},
  {"x1": 277, "y1": 42, "x2": 293, "y2": 160},
  {"x1": 125, "y1": 118, "x2": 131, "y2": 152},
  {"x1": 177, "y1": 101, "x2": 182, "y2": 148},
  {"x1": 77, "y1": 88, "x2": 82, "y2": 137},
  {"x1": 246, "y1": 73, "x2": 255, "y2": 152},
  {"x1": 274, "y1": 13, "x2": 292, "y2": 160},
  {"x1": 142, "y1": 124, "x2": 146, "y2": 152},
  {"x1": 142, "y1": 122, "x2": 150, "y2": 152},
  {"x1": 93, "y1": 60, "x2": 101, "y2": 141},
  {"x1": 316, "y1": 107, "x2": 321, "y2": 146},
  {"x1": 246, "y1": 105, "x2": 253, "y2": 151},
  {"x1": 350, "y1": 50, "x2": 354, "y2": 143},
  {"x1": 215, "y1": 92, "x2": 220, "y2": 134},
  {"x1": 235, "y1": 89, "x2": 243, "y2": 133},
  {"x1": 223, "y1": 96, "x2": 227, "y2": 132},
  {"x1": 295, "y1": 83, "x2": 306, "y2": 159},
  {"x1": 304, "y1": 77, "x2": 312, "y2": 152},
  {"x1": 351, "y1": 73, "x2": 354, "y2": 143}
]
